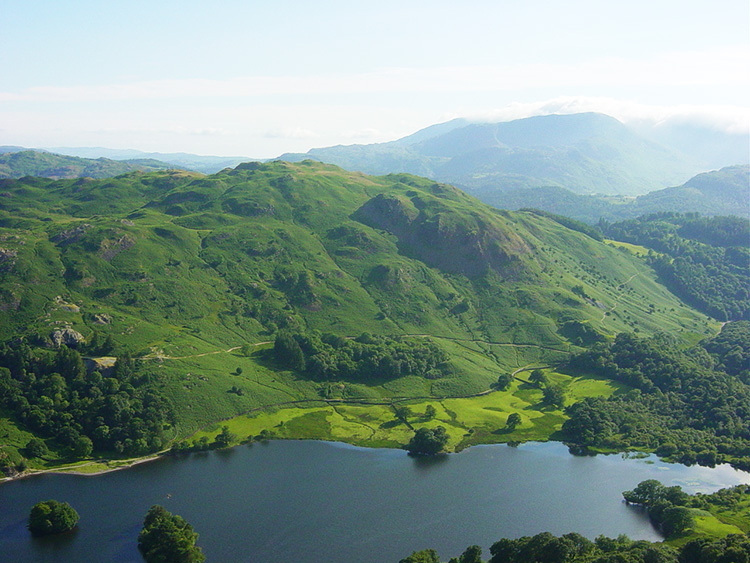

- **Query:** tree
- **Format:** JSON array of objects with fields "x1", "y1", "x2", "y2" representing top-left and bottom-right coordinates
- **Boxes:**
[
  {"x1": 542, "y1": 384, "x2": 565, "y2": 408},
  {"x1": 71, "y1": 434, "x2": 93, "y2": 458},
  {"x1": 138, "y1": 505, "x2": 205, "y2": 563},
  {"x1": 25, "y1": 437, "x2": 47, "y2": 458},
  {"x1": 406, "y1": 426, "x2": 449, "y2": 455},
  {"x1": 506, "y1": 413, "x2": 522, "y2": 431},
  {"x1": 273, "y1": 331, "x2": 305, "y2": 371},
  {"x1": 495, "y1": 373, "x2": 513, "y2": 391},
  {"x1": 661, "y1": 506, "x2": 694, "y2": 537},
  {"x1": 395, "y1": 405, "x2": 414, "y2": 423},
  {"x1": 623, "y1": 479, "x2": 666, "y2": 506},
  {"x1": 213, "y1": 425, "x2": 236, "y2": 448},
  {"x1": 400, "y1": 549, "x2": 442, "y2": 563},
  {"x1": 529, "y1": 369, "x2": 548, "y2": 388},
  {"x1": 28, "y1": 500, "x2": 79, "y2": 536},
  {"x1": 456, "y1": 545, "x2": 483, "y2": 563},
  {"x1": 424, "y1": 405, "x2": 437, "y2": 420}
]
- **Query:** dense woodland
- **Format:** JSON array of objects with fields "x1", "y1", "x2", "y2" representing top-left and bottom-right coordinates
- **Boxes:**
[
  {"x1": 400, "y1": 532, "x2": 750, "y2": 563},
  {"x1": 0, "y1": 341, "x2": 171, "y2": 460},
  {"x1": 563, "y1": 322, "x2": 750, "y2": 468},
  {"x1": 273, "y1": 330, "x2": 451, "y2": 382},
  {"x1": 600, "y1": 213, "x2": 750, "y2": 320}
]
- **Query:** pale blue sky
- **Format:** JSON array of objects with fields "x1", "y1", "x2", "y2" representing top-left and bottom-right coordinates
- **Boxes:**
[{"x1": 2, "y1": 0, "x2": 748, "y2": 156}]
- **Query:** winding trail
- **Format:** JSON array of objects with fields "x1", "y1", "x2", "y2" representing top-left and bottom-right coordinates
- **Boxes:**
[
  {"x1": 140, "y1": 342, "x2": 270, "y2": 361},
  {"x1": 600, "y1": 271, "x2": 641, "y2": 323}
]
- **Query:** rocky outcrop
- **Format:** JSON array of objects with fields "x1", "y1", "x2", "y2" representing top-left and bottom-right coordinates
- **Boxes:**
[
  {"x1": 99, "y1": 235, "x2": 135, "y2": 262},
  {"x1": 0, "y1": 247, "x2": 17, "y2": 272},
  {"x1": 50, "y1": 328, "x2": 85, "y2": 348},
  {"x1": 50, "y1": 224, "x2": 91, "y2": 246},
  {"x1": 93, "y1": 313, "x2": 112, "y2": 325},
  {"x1": 353, "y1": 193, "x2": 532, "y2": 278}
]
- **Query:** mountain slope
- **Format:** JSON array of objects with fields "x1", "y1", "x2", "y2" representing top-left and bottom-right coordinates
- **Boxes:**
[
  {"x1": 0, "y1": 150, "x2": 179, "y2": 179},
  {"x1": 280, "y1": 113, "x2": 704, "y2": 196},
  {"x1": 0, "y1": 162, "x2": 715, "y2": 467}
]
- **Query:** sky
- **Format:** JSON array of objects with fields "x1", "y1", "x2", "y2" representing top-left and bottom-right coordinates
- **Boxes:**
[{"x1": 1, "y1": 0, "x2": 748, "y2": 158}]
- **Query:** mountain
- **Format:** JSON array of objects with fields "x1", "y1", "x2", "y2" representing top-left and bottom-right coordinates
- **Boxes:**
[
  {"x1": 633, "y1": 165, "x2": 750, "y2": 217},
  {"x1": 44, "y1": 147, "x2": 252, "y2": 174},
  {"x1": 483, "y1": 165, "x2": 750, "y2": 223},
  {"x1": 280, "y1": 113, "x2": 707, "y2": 196},
  {"x1": 633, "y1": 121, "x2": 750, "y2": 171},
  {"x1": 0, "y1": 161, "x2": 713, "y2": 465},
  {"x1": 0, "y1": 150, "x2": 179, "y2": 180}
]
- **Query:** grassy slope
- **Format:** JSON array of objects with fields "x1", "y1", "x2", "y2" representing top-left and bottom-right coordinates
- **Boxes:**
[{"x1": 0, "y1": 162, "x2": 714, "y2": 469}]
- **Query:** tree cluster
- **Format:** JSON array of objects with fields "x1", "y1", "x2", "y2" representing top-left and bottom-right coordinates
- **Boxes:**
[
  {"x1": 0, "y1": 340, "x2": 172, "y2": 458},
  {"x1": 28, "y1": 499, "x2": 79, "y2": 536},
  {"x1": 563, "y1": 329, "x2": 750, "y2": 468},
  {"x1": 138, "y1": 505, "x2": 205, "y2": 563},
  {"x1": 400, "y1": 531, "x2": 750, "y2": 563},
  {"x1": 273, "y1": 330, "x2": 451, "y2": 382},
  {"x1": 600, "y1": 213, "x2": 749, "y2": 320},
  {"x1": 406, "y1": 426, "x2": 449, "y2": 455},
  {"x1": 622, "y1": 480, "x2": 693, "y2": 537}
]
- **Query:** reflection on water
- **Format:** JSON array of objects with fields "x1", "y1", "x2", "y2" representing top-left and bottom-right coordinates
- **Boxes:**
[{"x1": 0, "y1": 440, "x2": 747, "y2": 563}]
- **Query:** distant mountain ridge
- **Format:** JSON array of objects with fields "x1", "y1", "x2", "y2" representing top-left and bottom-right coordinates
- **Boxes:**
[
  {"x1": 0, "y1": 150, "x2": 179, "y2": 180},
  {"x1": 43, "y1": 147, "x2": 252, "y2": 174},
  {"x1": 485, "y1": 165, "x2": 750, "y2": 223},
  {"x1": 280, "y1": 112, "x2": 748, "y2": 197}
]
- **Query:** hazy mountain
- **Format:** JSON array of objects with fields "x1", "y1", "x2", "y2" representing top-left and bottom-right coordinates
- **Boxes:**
[
  {"x1": 633, "y1": 122, "x2": 750, "y2": 171},
  {"x1": 0, "y1": 150, "x2": 179, "y2": 180},
  {"x1": 280, "y1": 113, "x2": 711, "y2": 196},
  {"x1": 45, "y1": 146, "x2": 252, "y2": 174},
  {"x1": 0, "y1": 146, "x2": 28, "y2": 155},
  {"x1": 485, "y1": 165, "x2": 750, "y2": 223}
]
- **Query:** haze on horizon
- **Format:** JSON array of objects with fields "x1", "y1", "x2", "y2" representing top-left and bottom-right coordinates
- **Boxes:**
[{"x1": 1, "y1": 0, "x2": 748, "y2": 158}]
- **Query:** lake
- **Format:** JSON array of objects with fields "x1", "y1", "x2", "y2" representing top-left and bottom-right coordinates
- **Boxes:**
[{"x1": 1, "y1": 440, "x2": 748, "y2": 562}]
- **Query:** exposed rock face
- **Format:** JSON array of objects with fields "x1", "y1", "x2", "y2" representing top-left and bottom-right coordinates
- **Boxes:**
[
  {"x1": 50, "y1": 328, "x2": 85, "y2": 348},
  {"x1": 353, "y1": 193, "x2": 532, "y2": 278},
  {"x1": 93, "y1": 313, "x2": 112, "y2": 325},
  {"x1": 99, "y1": 235, "x2": 135, "y2": 262},
  {"x1": 51, "y1": 224, "x2": 91, "y2": 246},
  {"x1": 0, "y1": 247, "x2": 17, "y2": 272}
]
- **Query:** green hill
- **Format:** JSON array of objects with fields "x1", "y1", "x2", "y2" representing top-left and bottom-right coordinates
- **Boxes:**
[
  {"x1": 0, "y1": 150, "x2": 179, "y2": 180},
  {"x1": 0, "y1": 161, "x2": 716, "y2": 471}
]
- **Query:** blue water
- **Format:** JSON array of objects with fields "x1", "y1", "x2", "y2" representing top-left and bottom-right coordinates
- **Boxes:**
[{"x1": 1, "y1": 440, "x2": 747, "y2": 562}]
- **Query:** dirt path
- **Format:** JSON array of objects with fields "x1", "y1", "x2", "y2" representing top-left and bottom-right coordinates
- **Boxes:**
[
  {"x1": 140, "y1": 342, "x2": 271, "y2": 361},
  {"x1": 600, "y1": 271, "x2": 641, "y2": 323}
]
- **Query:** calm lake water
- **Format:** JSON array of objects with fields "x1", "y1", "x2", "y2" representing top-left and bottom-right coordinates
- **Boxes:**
[{"x1": 1, "y1": 440, "x2": 748, "y2": 563}]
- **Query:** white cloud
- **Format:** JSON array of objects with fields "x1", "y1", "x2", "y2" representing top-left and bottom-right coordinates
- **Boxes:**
[
  {"x1": 467, "y1": 97, "x2": 750, "y2": 135},
  {"x1": 2, "y1": 45, "x2": 746, "y2": 103}
]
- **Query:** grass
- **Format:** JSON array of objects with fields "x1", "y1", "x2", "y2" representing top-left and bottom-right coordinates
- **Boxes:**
[
  {"x1": 605, "y1": 239, "x2": 651, "y2": 256},
  {"x1": 188, "y1": 369, "x2": 624, "y2": 453},
  {"x1": 666, "y1": 509, "x2": 746, "y2": 548}
]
